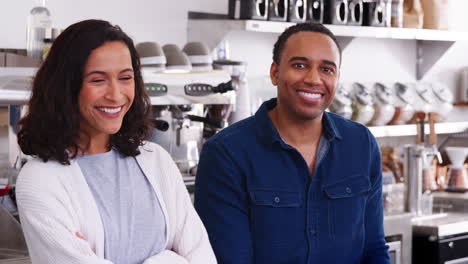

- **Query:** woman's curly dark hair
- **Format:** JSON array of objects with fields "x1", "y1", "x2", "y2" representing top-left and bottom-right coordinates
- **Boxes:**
[{"x1": 17, "y1": 19, "x2": 153, "y2": 165}]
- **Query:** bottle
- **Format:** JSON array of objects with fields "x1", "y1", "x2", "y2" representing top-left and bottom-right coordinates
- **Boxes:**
[
  {"x1": 26, "y1": 0, "x2": 52, "y2": 60},
  {"x1": 42, "y1": 28, "x2": 53, "y2": 60}
]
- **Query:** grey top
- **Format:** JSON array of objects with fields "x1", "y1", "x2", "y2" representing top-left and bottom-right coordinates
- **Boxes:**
[{"x1": 76, "y1": 149, "x2": 166, "y2": 264}]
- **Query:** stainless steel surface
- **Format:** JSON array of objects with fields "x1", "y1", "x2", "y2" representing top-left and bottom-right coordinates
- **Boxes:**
[
  {"x1": 0, "y1": 249, "x2": 28, "y2": 261},
  {"x1": 0, "y1": 257, "x2": 30, "y2": 264},
  {"x1": 446, "y1": 257, "x2": 468, "y2": 264},
  {"x1": 404, "y1": 145, "x2": 424, "y2": 215},
  {"x1": 412, "y1": 212, "x2": 468, "y2": 237},
  {"x1": 0, "y1": 206, "x2": 28, "y2": 262},
  {"x1": 387, "y1": 240, "x2": 401, "y2": 264},
  {"x1": 404, "y1": 144, "x2": 442, "y2": 216},
  {"x1": 384, "y1": 213, "x2": 412, "y2": 264},
  {"x1": 434, "y1": 191, "x2": 468, "y2": 213}
]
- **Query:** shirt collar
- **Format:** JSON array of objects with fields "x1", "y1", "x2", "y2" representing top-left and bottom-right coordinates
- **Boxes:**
[{"x1": 254, "y1": 98, "x2": 342, "y2": 146}]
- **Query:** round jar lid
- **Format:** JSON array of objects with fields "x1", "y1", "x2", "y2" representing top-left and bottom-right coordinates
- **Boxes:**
[
  {"x1": 374, "y1": 83, "x2": 392, "y2": 104},
  {"x1": 431, "y1": 83, "x2": 454, "y2": 103},
  {"x1": 334, "y1": 84, "x2": 352, "y2": 106},
  {"x1": 415, "y1": 83, "x2": 434, "y2": 103},
  {"x1": 394, "y1": 82, "x2": 413, "y2": 104},
  {"x1": 353, "y1": 82, "x2": 373, "y2": 105}
]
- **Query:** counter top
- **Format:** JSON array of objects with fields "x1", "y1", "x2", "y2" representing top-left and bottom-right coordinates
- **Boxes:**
[{"x1": 412, "y1": 212, "x2": 468, "y2": 237}]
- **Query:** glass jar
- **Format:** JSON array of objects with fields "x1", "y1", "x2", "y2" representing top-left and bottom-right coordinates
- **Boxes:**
[
  {"x1": 388, "y1": 82, "x2": 415, "y2": 125},
  {"x1": 445, "y1": 147, "x2": 468, "y2": 191},
  {"x1": 431, "y1": 82, "x2": 453, "y2": 121},
  {"x1": 381, "y1": 147, "x2": 404, "y2": 183},
  {"x1": 329, "y1": 84, "x2": 353, "y2": 119},
  {"x1": 351, "y1": 82, "x2": 375, "y2": 125},
  {"x1": 413, "y1": 82, "x2": 434, "y2": 117},
  {"x1": 370, "y1": 83, "x2": 395, "y2": 126},
  {"x1": 447, "y1": 165, "x2": 468, "y2": 191}
]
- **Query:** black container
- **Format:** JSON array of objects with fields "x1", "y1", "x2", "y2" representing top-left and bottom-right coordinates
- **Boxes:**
[
  {"x1": 413, "y1": 233, "x2": 468, "y2": 264},
  {"x1": 347, "y1": 0, "x2": 364, "y2": 26},
  {"x1": 363, "y1": 0, "x2": 387, "y2": 27},
  {"x1": 228, "y1": 0, "x2": 269, "y2": 20},
  {"x1": 268, "y1": 0, "x2": 289, "y2": 21},
  {"x1": 323, "y1": 0, "x2": 348, "y2": 25},
  {"x1": 288, "y1": 0, "x2": 307, "y2": 22},
  {"x1": 307, "y1": 0, "x2": 324, "y2": 23}
]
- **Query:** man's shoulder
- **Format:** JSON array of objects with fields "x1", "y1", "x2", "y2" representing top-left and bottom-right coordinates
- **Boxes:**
[
  {"x1": 209, "y1": 115, "x2": 257, "y2": 145},
  {"x1": 325, "y1": 112, "x2": 371, "y2": 139}
]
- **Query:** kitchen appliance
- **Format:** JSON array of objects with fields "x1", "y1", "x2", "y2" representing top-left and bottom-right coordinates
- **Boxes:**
[
  {"x1": 142, "y1": 70, "x2": 235, "y2": 105},
  {"x1": 445, "y1": 147, "x2": 468, "y2": 192},
  {"x1": 307, "y1": 0, "x2": 324, "y2": 23},
  {"x1": 268, "y1": 0, "x2": 288, "y2": 21},
  {"x1": 459, "y1": 67, "x2": 468, "y2": 104},
  {"x1": 388, "y1": 82, "x2": 415, "y2": 125},
  {"x1": 431, "y1": 83, "x2": 454, "y2": 122},
  {"x1": 136, "y1": 42, "x2": 166, "y2": 72},
  {"x1": 329, "y1": 84, "x2": 353, "y2": 119},
  {"x1": 413, "y1": 213, "x2": 468, "y2": 264},
  {"x1": 228, "y1": 0, "x2": 269, "y2": 20},
  {"x1": 143, "y1": 70, "x2": 235, "y2": 189},
  {"x1": 363, "y1": 0, "x2": 390, "y2": 27},
  {"x1": 370, "y1": 82, "x2": 395, "y2": 126},
  {"x1": 183, "y1": 42, "x2": 213, "y2": 72},
  {"x1": 162, "y1": 44, "x2": 191, "y2": 73},
  {"x1": 324, "y1": 0, "x2": 348, "y2": 25},
  {"x1": 347, "y1": 0, "x2": 364, "y2": 26},
  {"x1": 213, "y1": 60, "x2": 250, "y2": 124},
  {"x1": 288, "y1": 0, "x2": 307, "y2": 22},
  {"x1": 350, "y1": 82, "x2": 375, "y2": 125},
  {"x1": 404, "y1": 111, "x2": 443, "y2": 215}
]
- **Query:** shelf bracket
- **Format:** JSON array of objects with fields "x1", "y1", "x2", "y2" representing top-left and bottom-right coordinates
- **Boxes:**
[
  {"x1": 416, "y1": 40, "x2": 455, "y2": 80},
  {"x1": 336, "y1": 36, "x2": 354, "y2": 50},
  {"x1": 188, "y1": 19, "x2": 245, "y2": 52}
]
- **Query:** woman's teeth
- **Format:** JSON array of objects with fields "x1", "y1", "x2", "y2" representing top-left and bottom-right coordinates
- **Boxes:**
[
  {"x1": 299, "y1": 91, "x2": 321, "y2": 99},
  {"x1": 97, "y1": 106, "x2": 122, "y2": 114}
]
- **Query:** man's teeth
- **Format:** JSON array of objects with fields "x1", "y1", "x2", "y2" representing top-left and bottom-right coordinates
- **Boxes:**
[
  {"x1": 299, "y1": 91, "x2": 321, "y2": 99},
  {"x1": 98, "y1": 107, "x2": 122, "y2": 114}
]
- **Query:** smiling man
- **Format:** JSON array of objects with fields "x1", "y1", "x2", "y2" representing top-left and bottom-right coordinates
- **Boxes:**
[{"x1": 195, "y1": 23, "x2": 390, "y2": 264}]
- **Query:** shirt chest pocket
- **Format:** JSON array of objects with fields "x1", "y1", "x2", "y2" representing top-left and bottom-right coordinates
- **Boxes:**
[
  {"x1": 322, "y1": 175, "x2": 371, "y2": 242},
  {"x1": 248, "y1": 190, "x2": 304, "y2": 241}
]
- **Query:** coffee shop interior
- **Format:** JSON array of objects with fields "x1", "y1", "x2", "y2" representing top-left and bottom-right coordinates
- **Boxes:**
[{"x1": 1, "y1": 0, "x2": 468, "y2": 263}]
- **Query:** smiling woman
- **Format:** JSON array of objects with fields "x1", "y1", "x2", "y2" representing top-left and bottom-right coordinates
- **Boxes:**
[
  {"x1": 14, "y1": 19, "x2": 216, "y2": 264},
  {"x1": 78, "y1": 41, "x2": 136, "y2": 154}
]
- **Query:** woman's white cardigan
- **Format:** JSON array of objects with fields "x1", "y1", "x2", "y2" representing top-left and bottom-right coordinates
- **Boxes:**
[{"x1": 16, "y1": 142, "x2": 216, "y2": 264}]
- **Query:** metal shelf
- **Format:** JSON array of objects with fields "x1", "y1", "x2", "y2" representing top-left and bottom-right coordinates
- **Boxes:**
[
  {"x1": 188, "y1": 18, "x2": 468, "y2": 80},
  {"x1": 0, "y1": 68, "x2": 35, "y2": 105},
  {"x1": 368, "y1": 121, "x2": 468, "y2": 138},
  {"x1": 0, "y1": 68, "x2": 235, "y2": 105}
]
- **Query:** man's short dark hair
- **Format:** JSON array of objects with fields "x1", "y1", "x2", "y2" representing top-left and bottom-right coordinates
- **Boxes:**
[{"x1": 272, "y1": 23, "x2": 342, "y2": 64}]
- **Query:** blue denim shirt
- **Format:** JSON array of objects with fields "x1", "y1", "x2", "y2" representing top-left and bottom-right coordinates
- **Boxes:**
[{"x1": 195, "y1": 98, "x2": 389, "y2": 264}]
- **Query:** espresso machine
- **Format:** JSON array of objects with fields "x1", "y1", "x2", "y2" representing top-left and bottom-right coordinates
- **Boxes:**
[{"x1": 142, "y1": 70, "x2": 236, "y2": 191}]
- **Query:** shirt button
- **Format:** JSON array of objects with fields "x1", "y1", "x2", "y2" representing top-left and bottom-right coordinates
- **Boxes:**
[
  {"x1": 274, "y1": 197, "x2": 280, "y2": 203},
  {"x1": 346, "y1": 187, "x2": 352, "y2": 194},
  {"x1": 310, "y1": 229, "x2": 316, "y2": 235}
]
